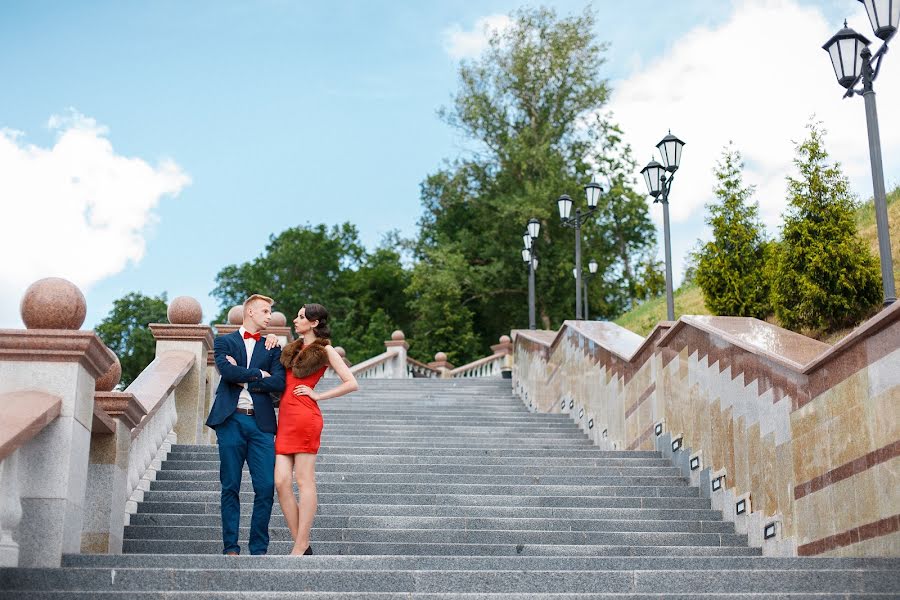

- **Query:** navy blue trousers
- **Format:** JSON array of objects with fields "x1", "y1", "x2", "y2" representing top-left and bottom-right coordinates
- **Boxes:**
[{"x1": 215, "y1": 412, "x2": 275, "y2": 555}]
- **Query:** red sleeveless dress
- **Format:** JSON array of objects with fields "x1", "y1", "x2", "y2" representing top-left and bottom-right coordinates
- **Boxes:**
[{"x1": 275, "y1": 366, "x2": 328, "y2": 455}]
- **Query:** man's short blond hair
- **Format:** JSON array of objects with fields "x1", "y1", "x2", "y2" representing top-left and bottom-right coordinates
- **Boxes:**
[{"x1": 243, "y1": 294, "x2": 275, "y2": 312}]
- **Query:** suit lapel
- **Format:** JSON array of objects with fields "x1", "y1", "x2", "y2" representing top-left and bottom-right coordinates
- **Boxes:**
[
  {"x1": 233, "y1": 331, "x2": 248, "y2": 368},
  {"x1": 249, "y1": 337, "x2": 266, "y2": 369}
]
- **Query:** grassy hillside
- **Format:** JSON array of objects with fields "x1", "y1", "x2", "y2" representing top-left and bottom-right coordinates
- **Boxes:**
[{"x1": 613, "y1": 186, "x2": 900, "y2": 337}]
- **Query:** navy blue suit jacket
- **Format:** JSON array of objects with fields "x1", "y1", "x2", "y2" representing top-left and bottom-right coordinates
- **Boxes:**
[{"x1": 206, "y1": 330, "x2": 286, "y2": 434}]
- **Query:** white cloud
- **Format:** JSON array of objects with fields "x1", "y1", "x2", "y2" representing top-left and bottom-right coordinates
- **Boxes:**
[
  {"x1": 442, "y1": 14, "x2": 512, "y2": 60},
  {"x1": 0, "y1": 109, "x2": 190, "y2": 327},
  {"x1": 607, "y1": 0, "x2": 900, "y2": 281}
]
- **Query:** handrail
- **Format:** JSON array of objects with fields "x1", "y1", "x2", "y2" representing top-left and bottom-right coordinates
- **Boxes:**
[
  {"x1": 406, "y1": 356, "x2": 439, "y2": 378},
  {"x1": 0, "y1": 391, "x2": 61, "y2": 462},
  {"x1": 449, "y1": 352, "x2": 505, "y2": 378},
  {"x1": 350, "y1": 351, "x2": 394, "y2": 378},
  {"x1": 124, "y1": 350, "x2": 194, "y2": 438}
]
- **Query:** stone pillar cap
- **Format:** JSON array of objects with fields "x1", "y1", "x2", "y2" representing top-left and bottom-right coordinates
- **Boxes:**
[{"x1": 20, "y1": 277, "x2": 87, "y2": 330}]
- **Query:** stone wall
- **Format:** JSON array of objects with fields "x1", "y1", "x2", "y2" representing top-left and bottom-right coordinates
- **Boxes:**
[{"x1": 512, "y1": 304, "x2": 900, "y2": 557}]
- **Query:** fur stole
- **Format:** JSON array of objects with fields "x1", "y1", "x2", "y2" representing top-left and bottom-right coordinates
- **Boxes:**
[{"x1": 280, "y1": 338, "x2": 331, "y2": 378}]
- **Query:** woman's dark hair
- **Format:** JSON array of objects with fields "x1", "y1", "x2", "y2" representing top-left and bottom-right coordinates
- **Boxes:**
[{"x1": 304, "y1": 303, "x2": 331, "y2": 339}]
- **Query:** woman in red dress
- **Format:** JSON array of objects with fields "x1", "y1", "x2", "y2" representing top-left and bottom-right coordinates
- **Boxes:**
[{"x1": 274, "y1": 303, "x2": 358, "y2": 556}]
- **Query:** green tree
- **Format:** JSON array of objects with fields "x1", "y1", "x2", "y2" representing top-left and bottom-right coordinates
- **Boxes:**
[
  {"x1": 212, "y1": 223, "x2": 366, "y2": 327},
  {"x1": 695, "y1": 144, "x2": 771, "y2": 318},
  {"x1": 417, "y1": 6, "x2": 654, "y2": 354},
  {"x1": 770, "y1": 122, "x2": 881, "y2": 333},
  {"x1": 338, "y1": 234, "x2": 413, "y2": 363},
  {"x1": 211, "y1": 224, "x2": 413, "y2": 364},
  {"x1": 95, "y1": 292, "x2": 169, "y2": 387},
  {"x1": 586, "y1": 118, "x2": 660, "y2": 315},
  {"x1": 406, "y1": 246, "x2": 480, "y2": 364}
]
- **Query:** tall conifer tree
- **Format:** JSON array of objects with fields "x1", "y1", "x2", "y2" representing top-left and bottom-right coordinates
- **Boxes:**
[
  {"x1": 770, "y1": 122, "x2": 880, "y2": 332},
  {"x1": 695, "y1": 144, "x2": 770, "y2": 318}
]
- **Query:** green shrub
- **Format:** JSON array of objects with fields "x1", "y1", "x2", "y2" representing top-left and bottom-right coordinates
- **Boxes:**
[
  {"x1": 695, "y1": 144, "x2": 771, "y2": 318},
  {"x1": 770, "y1": 122, "x2": 881, "y2": 333}
]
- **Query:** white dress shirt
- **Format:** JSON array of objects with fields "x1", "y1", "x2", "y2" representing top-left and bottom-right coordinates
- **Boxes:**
[{"x1": 237, "y1": 326, "x2": 257, "y2": 410}]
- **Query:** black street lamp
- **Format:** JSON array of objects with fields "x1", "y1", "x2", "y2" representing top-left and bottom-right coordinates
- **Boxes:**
[
  {"x1": 523, "y1": 219, "x2": 541, "y2": 329},
  {"x1": 823, "y1": 5, "x2": 898, "y2": 305},
  {"x1": 558, "y1": 179, "x2": 604, "y2": 319},
  {"x1": 640, "y1": 131, "x2": 685, "y2": 322}
]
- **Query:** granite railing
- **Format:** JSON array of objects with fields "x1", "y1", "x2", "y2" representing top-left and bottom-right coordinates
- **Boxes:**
[
  {"x1": 343, "y1": 334, "x2": 514, "y2": 379},
  {"x1": 406, "y1": 356, "x2": 440, "y2": 378},
  {"x1": 0, "y1": 280, "x2": 213, "y2": 567},
  {"x1": 0, "y1": 391, "x2": 62, "y2": 567},
  {"x1": 512, "y1": 305, "x2": 900, "y2": 558}
]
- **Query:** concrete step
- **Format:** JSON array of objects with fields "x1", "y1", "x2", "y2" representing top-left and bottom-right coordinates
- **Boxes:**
[
  {"x1": 134, "y1": 502, "x2": 723, "y2": 520},
  {"x1": 136, "y1": 494, "x2": 712, "y2": 510},
  {"x1": 5, "y1": 593, "x2": 890, "y2": 599},
  {"x1": 6, "y1": 567, "x2": 892, "y2": 594},
  {"x1": 123, "y1": 525, "x2": 748, "y2": 546},
  {"x1": 147, "y1": 475, "x2": 689, "y2": 490},
  {"x1": 153, "y1": 465, "x2": 684, "y2": 478},
  {"x1": 126, "y1": 514, "x2": 735, "y2": 534},
  {"x1": 140, "y1": 484, "x2": 700, "y2": 502},
  {"x1": 160, "y1": 455, "x2": 672, "y2": 467},
  {"x1": 119, "y1": 540, "x2": 762, "y2": 556},
  {"x1": 61, "y1": 553, "x2": 900, "y2": 571},
  {"x1": 169, "y1": 445, "x2": 661, "y2": 458}
]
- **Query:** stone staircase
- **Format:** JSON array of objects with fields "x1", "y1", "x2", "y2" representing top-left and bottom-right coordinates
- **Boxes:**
[{"x1": 1, "y1": 379, "x2": 897, "y2": 598}]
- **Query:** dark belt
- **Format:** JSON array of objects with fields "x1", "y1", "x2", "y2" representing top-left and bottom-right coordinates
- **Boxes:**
[{"x1": 235, "y1": 407, "x2": 255, "y2": 416}]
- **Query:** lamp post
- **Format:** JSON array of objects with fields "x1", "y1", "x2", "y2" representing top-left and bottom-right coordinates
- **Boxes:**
[
  {"x1": 640, "y1": 132, "x2": 685, "y2": 321},
  {"x1": 558, "y1": 180, "x2": 604, "y2": 319},
  {"x1": 585, "y1": 258, "x2": 598, "y2": 320},
  {"x1": 573, "y1": 258, "x2": 599, "y2": 320},
  {"x1": 823, "y1": 5, "x2": 898, "y2": 305},
  {"x1": 523, "y1": 218, "x2": 541, "y2": 329}
]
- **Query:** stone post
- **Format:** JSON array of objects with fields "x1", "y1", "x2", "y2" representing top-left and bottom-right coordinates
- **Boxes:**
[
  {"x1": 0, "y1": 278, "x2": 114, "y2": 567},
  {"x1": 215, "y1": 306, "x2": 294, "y2": 345},
  {"x1": 491, "y1": 335, "x2": 514, "y2": 379},
  {"x1": 149, "y1": 296, "x2": 213, "y2": 445},
  {"x1": 428, "y1": 352, "x2": 455, "y2": 379},
  {"x1": 204, "y1": 349, "x2": 219, "y2": 445},
  {"x1": 82, "y1": 352, "x2": 145, "y2": 554},
  {"x1": 384, "y1": 330, "x2": 409, "y2": 379}
]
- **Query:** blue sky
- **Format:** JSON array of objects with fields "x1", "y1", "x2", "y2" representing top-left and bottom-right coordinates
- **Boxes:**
[{"x1": 1, "y1": 0, "x2": 888, "y2": 330}]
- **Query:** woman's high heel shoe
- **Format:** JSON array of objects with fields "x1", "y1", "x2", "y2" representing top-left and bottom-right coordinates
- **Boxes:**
[{"x1": 303, "y1": 545, "x2": 313, "y2": 555}]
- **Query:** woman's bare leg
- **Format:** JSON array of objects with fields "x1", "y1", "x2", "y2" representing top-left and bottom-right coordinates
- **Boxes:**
[
  {"x1": 291, "y1": 453, "x2": 318, "y2": 554},
  {"x1": 274, "y1": 454, "x2": 299, "y2": 542}
]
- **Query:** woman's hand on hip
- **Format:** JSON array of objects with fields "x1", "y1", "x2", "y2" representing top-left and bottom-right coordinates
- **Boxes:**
[{"x1": 293, "y1": 384, "x2": 319, "y2": 401}]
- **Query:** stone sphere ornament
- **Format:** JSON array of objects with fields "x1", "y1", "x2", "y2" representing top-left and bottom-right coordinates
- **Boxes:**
[
  {"x1": 391, "y1": 330, "x2": 405, "y2": 341},
  {"x1": 227, "y1": 305, "x2": 244, "y2": 324},
  {"x1": 20, "y1": 277, "x2": 87, "y2": 330},
  {"x1": 167, "y1": 296, "x2": 203, "y2": 325},
  {"x1": 434, "y1": 352, "x2": 448, "y2": 363},
  {"x1": 95, "y1": 348, "x2": 122, "y2": 392},
  {"x1": 499, "y1": 335, "x2": 511, "y2": 344},
  {"x1": 270, "y1": 311, "x2": 287, "y2": 327}
]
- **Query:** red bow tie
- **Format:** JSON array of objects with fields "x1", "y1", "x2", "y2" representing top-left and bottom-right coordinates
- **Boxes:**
[{"x1": 243, "y1": 331, "x2": 261, "y2": 342}]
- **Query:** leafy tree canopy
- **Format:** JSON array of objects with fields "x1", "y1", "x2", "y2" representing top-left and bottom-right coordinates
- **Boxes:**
[
  {"x1": 95, "y1": 292, "x2": 168, "y2": 387},
  {"x1": 417, "y1": 6, "x2": 659, "y2": 348},
  {"x1": 695, "y1": 143, "x2": 771, "y2": 318},
  {"x1": 770, "y1": 121, "x2": 881, "y2": 333}
]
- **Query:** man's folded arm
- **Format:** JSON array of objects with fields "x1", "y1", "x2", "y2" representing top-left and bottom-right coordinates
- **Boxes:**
[
  {"x1": 214, "y1": 338, "x2": 263, "y2": 384},
  {"x1": 248, "y1": 348, "x2": 286, "y2": 393}
]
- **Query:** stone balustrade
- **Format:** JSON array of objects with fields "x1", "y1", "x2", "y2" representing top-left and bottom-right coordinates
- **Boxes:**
[
  {"x1": 0, "y1": 278, "x2": 115, "y2": 567},
  {"x1": 0, "y1": 278, "x2": 215, "y2": 567},
  {"x1": 512, "y1": 305, "x2": 900, "y2": 558}
]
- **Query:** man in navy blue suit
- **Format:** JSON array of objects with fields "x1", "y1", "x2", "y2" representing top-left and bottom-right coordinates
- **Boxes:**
[{"x1": 206, "y1": 294, "x2": 286, "y2": 556}]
